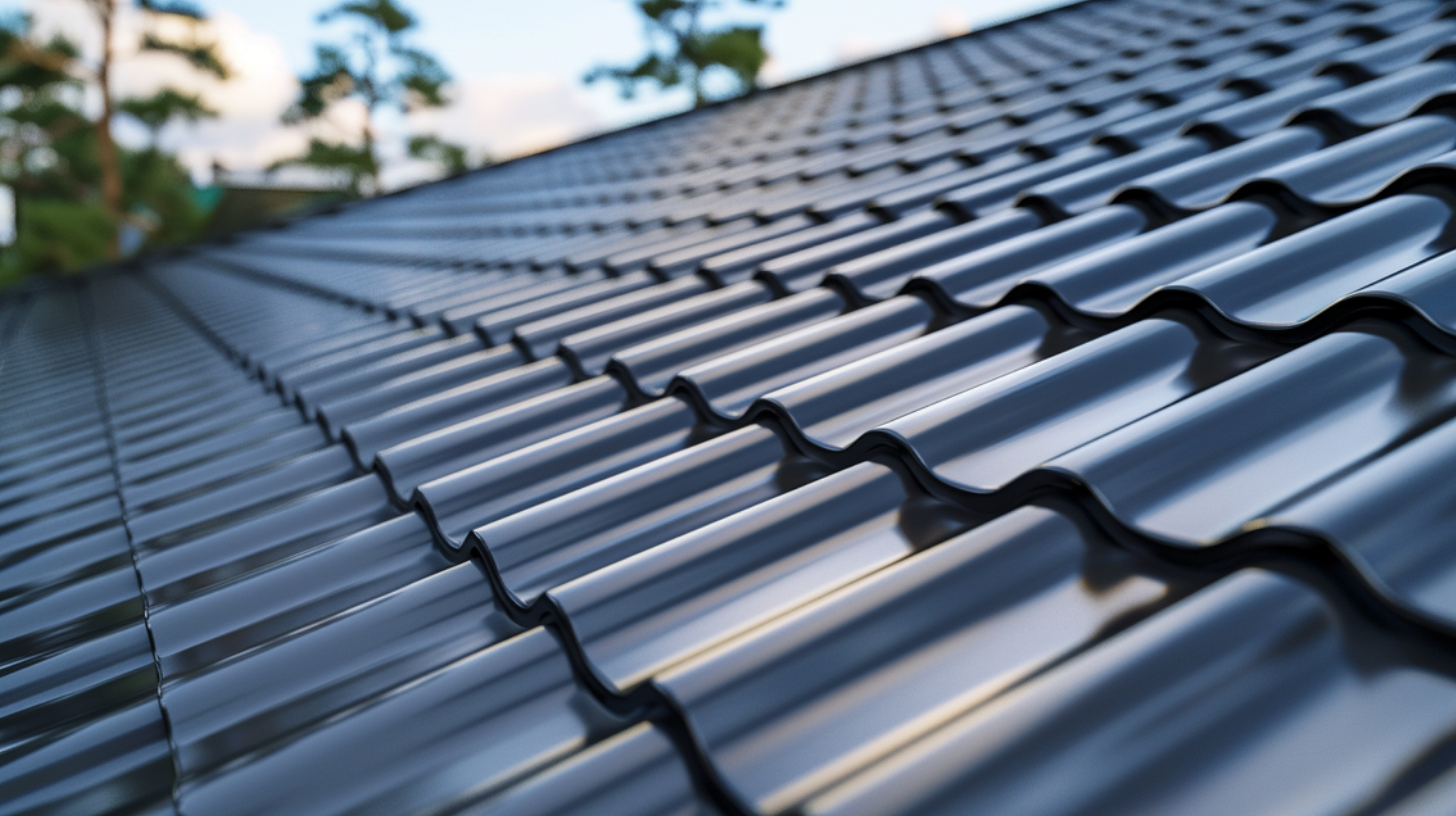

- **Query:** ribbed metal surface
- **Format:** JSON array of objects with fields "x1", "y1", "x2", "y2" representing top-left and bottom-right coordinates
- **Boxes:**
[{"x1": 13, "y1": 0, "x2": 1456, "y2": 813}]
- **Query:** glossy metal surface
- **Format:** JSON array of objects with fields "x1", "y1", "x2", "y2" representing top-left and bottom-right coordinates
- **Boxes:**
[{"x1": 15, "y1": 1, "x2": 1456, "y2": 813}]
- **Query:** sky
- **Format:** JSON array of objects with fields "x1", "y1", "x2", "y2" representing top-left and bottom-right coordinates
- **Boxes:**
[{"x1": 22, "y1": 0, "x2": 1067, "y2": 189}]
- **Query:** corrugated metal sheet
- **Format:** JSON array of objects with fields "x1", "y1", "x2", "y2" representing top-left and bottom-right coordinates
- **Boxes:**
[{"x1": 14, "y1": 0, "x2": 1456, "y2": 813}]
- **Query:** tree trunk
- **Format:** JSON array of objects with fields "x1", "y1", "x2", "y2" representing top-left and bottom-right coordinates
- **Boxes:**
[
  {"x1": 361, "y1": 39, "x2": 381, "y2": 196},
  {"x1": 93, "y1": 0, "x2": 122, "y2": 258},
  {"x1": 686, "y1": 0, "x2": 705, "y2": 108},
  {"x1": 363, "y1": 116, "x2": 379, "y2": 195}
]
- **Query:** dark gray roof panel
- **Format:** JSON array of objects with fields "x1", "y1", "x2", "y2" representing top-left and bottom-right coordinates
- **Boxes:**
[{"x1": 16, "y1": 0, "x2": 1456, "y2": 812}]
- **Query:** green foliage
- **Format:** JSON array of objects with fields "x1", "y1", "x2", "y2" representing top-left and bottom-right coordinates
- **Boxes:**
[
  {"x1": 320, "y1": 0, "x2": 415, "y2": 33},
  {"x1": 119, "y1": 88, "x2": 216, "y2": 139},
  {"x1": 586, "y1": 0, "x2": 781, "y2": 107},
  {"x1": 2, "y1": 198, "x2": 112, "y2": 280},
  {"x1": 139, "y1": 33, "x2": 230, "y2": 79},
  {"x1": 0, "y1": 16, "x2": 91, "y2": 194},
  {"x1": 285, "y1": 0, "x2": 450, "y2": 119},
  {"x1": 393, "y1": 45, "x2": 450, "y2": 110},
  {"x1": 137, "y1": 0, "x2": 206, "y2": 20},
  {"x1": 0, "y1": 10, "x2": 223, "y2": 282},
  {"x1": 407, "y1": 133, "x2": 468, "y2": 175},
  {"x1": 269, "y1": 137, "x2": 378, "y2": 194},
  {"x1": 279, "y1": 0, "x2": 457, "y2": 193},
  {"x1": 132, "y1": 0, "x2": 232, "y2": 84},
  {"x1": 691, "y1": 25, "x2": 766, "y2": 92},
  {"x1": 0, "y1": 18, "x2": 79, "y2": 91},
  {"x1": 0, "y1": 16, "x2": 99, "y2": 207},
  {"x1": 0, "y1": 136, "x2": 214, "y2": 281},
  {"x1": 121, "y1": 147, "x2": 207, "y2": 245},
  {"x1": 283, "y1": 44, "x2": 353, "y2": 123}
]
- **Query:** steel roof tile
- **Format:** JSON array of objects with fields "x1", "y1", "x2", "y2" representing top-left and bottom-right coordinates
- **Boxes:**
[{"x1": 20, "y1": 0, "x2": 1456, "y2": 811}]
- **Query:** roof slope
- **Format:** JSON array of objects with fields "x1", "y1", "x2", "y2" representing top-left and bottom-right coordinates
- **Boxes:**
[{"x1": 11, "y1": 0, "x2": 1456, "y2": 813}]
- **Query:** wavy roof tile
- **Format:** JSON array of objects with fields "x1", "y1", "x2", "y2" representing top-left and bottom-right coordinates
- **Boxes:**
[{"x1": 11, "y1": 0, "x2": 1456, "y2": 813}]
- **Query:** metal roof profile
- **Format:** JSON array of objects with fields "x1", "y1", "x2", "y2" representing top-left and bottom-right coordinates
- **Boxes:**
[{"x1": 12, "y1": 0, "x2": 1456, "y2": 812}]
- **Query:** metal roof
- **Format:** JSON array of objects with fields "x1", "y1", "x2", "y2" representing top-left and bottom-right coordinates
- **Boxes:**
[{"x1": 10, "y1": 0, "x2": 1456, "y2": 812}]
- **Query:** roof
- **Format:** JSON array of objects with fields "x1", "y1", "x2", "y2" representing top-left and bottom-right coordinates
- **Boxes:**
[{"x1": 10, "y1": 0, "x2": 1456, "y2": 813}]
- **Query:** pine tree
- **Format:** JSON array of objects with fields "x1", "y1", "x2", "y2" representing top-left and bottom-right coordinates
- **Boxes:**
[
  {"x1": 273, "y1": 0, "x2": 471, "y2": 195},
  {"x1": 586, "y1": 0, "x2": 783, "y2": 109},
  {"x1": 81, "y1": 0, "x2": 229, "y2": 256}
]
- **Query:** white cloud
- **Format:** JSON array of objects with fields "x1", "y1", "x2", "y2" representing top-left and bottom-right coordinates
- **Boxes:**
[
  {"x1": 832, "y1": 7, "x2": 976, "y2": 67},
  {"x1": 151, "y1": 10, "x2": 309, "y2": 179},
  {"x1": 759, "y1": 56, "x2": 788, "y2": 87},
  {"x1": 934, "y1": 7, "x2": 973, "y2": 37},
  {"x1": 834, "y1": 36, "x2": 885, "y2": 66},
  {"x1": 407, "y1": 74, "x2": 601, "y2": 162},
  {"x1": 384, "y1": 73, "x2": 600, "y2": 190}
]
